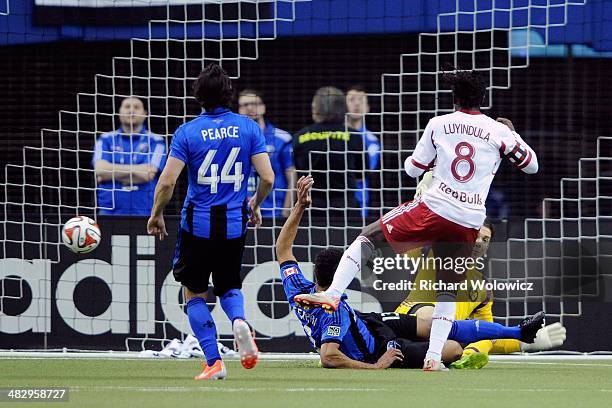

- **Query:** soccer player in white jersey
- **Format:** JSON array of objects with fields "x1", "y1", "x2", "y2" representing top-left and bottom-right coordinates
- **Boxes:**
[{"x1": 294, "y1": 70, "x2": 539, "y2": 371}]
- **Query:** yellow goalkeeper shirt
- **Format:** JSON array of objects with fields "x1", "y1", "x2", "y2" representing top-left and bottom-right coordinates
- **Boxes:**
[
  {"x1": 394, "y1": 247, "x2": 493, "y2": 321},
  {"x1": 394, "y1": 247, "x2": 521, "y2": 354}
]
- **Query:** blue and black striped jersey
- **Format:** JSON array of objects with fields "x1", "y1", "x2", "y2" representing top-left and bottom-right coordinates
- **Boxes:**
[
  {"x1": 280, "y1": 261, "x2": 376, "y2": 363},
  {"x1": 169, "y1": 108, "x2": 266, "y2": 239}
]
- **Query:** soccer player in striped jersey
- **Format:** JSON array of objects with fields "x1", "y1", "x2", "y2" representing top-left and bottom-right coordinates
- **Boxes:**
[
  {"x1": 294, "y1": 70, "x2": 540, "y2": 371},
  {"x1": 147, "y1": 64, "x2": 275, "y2": 380}
]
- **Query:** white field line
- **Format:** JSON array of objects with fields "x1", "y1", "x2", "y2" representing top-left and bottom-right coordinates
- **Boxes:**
[
  {"x1": 491, "y1": 361, "x2": 612, "y2": 368},
  {"x1": 0, "y1": 352, "x2": 319, "y2": 360},
  {"x1": 446, "y1": 388, "x2": 612, "y2": 393},
  {"x1": 65, "y1": 386, "x2": 612, "y2": 394},
  {"x1": 69, "y1": 386, "x2": 385, "y2": 393},
  {"x1": 0, "y1": 351, "x2": 612, "y2": 365},
  {"x1": 2, "y1": 352, "x2": 612, "y2": 364}
]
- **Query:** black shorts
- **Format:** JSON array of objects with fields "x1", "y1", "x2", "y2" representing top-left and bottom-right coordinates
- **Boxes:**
[
  {"x1": 359, "y1": 312, "x2": 430, "y2": 369},
  {"x1": 172, "y1": 229, "x2": 246, "y2": 296}
]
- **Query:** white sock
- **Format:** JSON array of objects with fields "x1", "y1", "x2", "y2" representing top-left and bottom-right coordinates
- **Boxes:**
[
  {"x1": 326, "y1": 236, "x2": 374, "y2": 298},
  {"x1": 425, "y1": 298, "x2": 456, "y2": 361}
]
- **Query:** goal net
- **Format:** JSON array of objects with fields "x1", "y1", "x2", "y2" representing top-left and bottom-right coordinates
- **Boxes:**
[{"x1": 2, "y1": 0, "x2": 609, "y2": 353}]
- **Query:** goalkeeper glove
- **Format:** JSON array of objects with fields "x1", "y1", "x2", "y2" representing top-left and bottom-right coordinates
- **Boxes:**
[
  {"x1": 521, "y1": 322, "x2": 567, "y2": 352},
  {"x1": 414, "y1": 170, "x2": 434, "y2": 199}
]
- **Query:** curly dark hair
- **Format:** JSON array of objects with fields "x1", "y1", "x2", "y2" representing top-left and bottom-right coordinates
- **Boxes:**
[
  {"x1": 314, "y1": 248, "x2": 344, "y2": 288},
  {"x1": 443, "y1": 69, "x2": 487, "y2": 109},
  {"x1": 192, "y1": 63, "x2": 233, "y2": 112}
]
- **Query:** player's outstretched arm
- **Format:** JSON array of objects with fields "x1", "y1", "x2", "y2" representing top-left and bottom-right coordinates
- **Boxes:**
[
  {"x1": 320, "y1": 342, "x2": 403, "y2": 369},
  {"x1": 276, "y1": 175, "x2": 314, "y2": 264},
  {"x1": 147, "y1": 156, "x2": 185, "y2": 241}
]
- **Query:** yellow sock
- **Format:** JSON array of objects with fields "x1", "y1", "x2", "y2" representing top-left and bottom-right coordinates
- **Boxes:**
[
  {"x1": 490, "y1": 339, "x2": 521, "y2": 354},
  {"x1": 462, "y1": 340, "x2": 493, "y2": 357}
]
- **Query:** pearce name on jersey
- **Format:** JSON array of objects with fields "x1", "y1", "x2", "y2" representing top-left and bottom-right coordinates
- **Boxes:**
[
  {"x1": 405, "y1": 110, "x2": 538, "y2": 229},
  {"x1": 201, "y1": 125, "x2": 240, "y2": 141}
]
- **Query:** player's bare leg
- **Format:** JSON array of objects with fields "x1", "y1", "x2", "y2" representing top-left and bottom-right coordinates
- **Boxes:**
[{"x1": 294, "y1": 220, "x2": 385, "y2": 312}]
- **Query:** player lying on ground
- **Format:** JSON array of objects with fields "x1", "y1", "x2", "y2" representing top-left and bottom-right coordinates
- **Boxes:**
[
  {"x1": 147, "y1": 64, "x2": 274, "y2": 380},
  {"x1": 277, "y1": 176, "x2": 545, "y2": 369},
  {"x1": 395, "y1": 173, "x2": 567, "y2": 369},
  {"x1": 294, "y1": 70, "x2": 539, "y2": 371}
]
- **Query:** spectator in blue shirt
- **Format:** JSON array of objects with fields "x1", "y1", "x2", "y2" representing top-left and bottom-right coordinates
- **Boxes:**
[
  {"x1": 346, "y1": 86, "x2": 381, "y2": 217},
  {"x1": 239, "y1": 89, "x2": 295, "y2": 218},
  {"x1": 93, "y1": 97, "x2": 167, "y2": 215}
]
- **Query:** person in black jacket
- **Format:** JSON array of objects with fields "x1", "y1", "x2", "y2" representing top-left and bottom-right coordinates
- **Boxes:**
[{"x1": 293, "y1": 86, "x2": 368, "y2": 223}]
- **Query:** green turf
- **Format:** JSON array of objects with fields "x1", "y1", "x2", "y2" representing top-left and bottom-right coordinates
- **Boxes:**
[{"x1": 1, "y1": 358, "x2": 611, "y2": 408}]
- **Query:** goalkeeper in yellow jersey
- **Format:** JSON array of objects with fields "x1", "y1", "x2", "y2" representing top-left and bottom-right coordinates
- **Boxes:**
[{"x1": 395, "y1": 171, "x2": 567, "y2": 369}]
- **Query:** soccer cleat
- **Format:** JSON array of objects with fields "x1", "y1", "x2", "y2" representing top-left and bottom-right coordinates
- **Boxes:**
[
  {"x1": 423, "y1": 358, "x2": 449, "y2": 372},
  {"x1": 450, "y1": 352, "x2": 489, "y2": 370},
  {"x1": 194, "y1": 359, "x2": 226, "y2": 380},
  {"x1": 293, "y1": 293, "x2": 340, "y2": 313},
  {"x1": 519, "y1": 311, "x2": 546, "y2": 343},
  {"x1": 233, "y1": 319, "x2": 259, "y2": 369}
]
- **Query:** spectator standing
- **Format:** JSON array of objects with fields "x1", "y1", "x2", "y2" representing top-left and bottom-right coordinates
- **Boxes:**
[
  {"x1": 294, "y1": 87, "x2": 368, "y2": 222},
  {"x1": 93, "y1": 97, "x2": 166, "y2": 215},
  {"x1": 239, "y1": 89, "x2": 296, "y2": 218},
  {"x1": 346, "y1": 85, "x2": 381, "y2": 217}
]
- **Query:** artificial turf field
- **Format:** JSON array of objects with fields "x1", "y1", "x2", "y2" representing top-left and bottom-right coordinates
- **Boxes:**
[{"x1": 1, "y1": 358, "x2": 611, "y2": 408}]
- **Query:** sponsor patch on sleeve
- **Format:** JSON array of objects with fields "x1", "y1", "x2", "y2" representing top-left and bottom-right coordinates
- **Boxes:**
[
  {"x1": 283, "y1": 266, "x2": 299, "y2": 278},
  {"x1": 326, "y1": 325, "x2": 341, "y2": 337}
]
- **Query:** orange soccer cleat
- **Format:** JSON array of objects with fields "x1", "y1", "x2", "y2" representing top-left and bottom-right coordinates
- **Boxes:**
[
  {"x1": 194, "y1": 359, "x2": 227, "y2": 380},
  {"x1": 294, "y1": 293, "x2": 340, "y2": 313},
  {"x1": 233, "y1": 319, "x2": 259, "y2": 369}
]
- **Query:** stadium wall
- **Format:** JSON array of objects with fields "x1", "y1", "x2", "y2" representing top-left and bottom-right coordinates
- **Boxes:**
[
  {"x1": 2, "y1": 216, "x2": 611, "y2": 352},
  {"x1": 2, "y1": 0, "x2": 612, "y2": 50}
]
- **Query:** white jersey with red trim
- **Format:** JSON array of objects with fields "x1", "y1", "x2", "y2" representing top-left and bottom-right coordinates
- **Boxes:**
[{"x1": 404, "y1": 110, "x2": 538, "y2": 229}]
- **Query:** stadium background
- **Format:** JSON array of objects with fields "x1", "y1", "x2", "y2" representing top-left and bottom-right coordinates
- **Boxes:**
[{"x1": 1, "y1": 1, "x2": 611, "y2": 353}]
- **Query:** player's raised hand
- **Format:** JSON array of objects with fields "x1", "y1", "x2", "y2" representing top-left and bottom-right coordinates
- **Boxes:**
[
  {"x1": 248, "y1": 196, "x2": 262, "y2": 228},
  {"x1": 522, "y1": 322, "x2": 567, "y2": 352},
  {"x1": 414, "y1": 170, "x2": 433, "y2": 199},
  {"x1": 496, "y1": 117, "x2": 515, "y2": 132},
  {"x1": 296, "y1": 175, "x2": 314, "y2": 207},
  {"x1": 147, "y1": 215, "x2": 168, "y2": 241},
  {"x1": 374, "y1": 347, "x2": 404, "y2": 369}
]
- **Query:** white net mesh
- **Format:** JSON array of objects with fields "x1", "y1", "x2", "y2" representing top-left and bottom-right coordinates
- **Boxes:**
[
  {"x1": 0, "y1": 0, "x2": 312, "y2": 350},
  {"x1": 2, "y1": 0, "x2": 608, "y2": 352},
  {"x1": 360, "y1": 0, "x2": 594, "y2": 325},
  {"x1": 490, "y1": 135, "x2": 612, "y2": 326}
]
